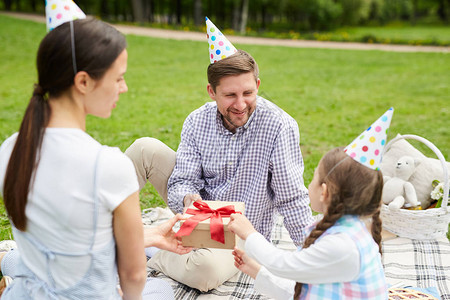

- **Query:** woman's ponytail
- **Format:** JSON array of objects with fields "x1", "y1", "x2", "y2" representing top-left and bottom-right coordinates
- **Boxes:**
[
  {"x1": 3, "y1": 85, "x2": 50, "y2": 230},
  {"x1": 3, "y1": 17, "x2": 126, "y2": 231}
]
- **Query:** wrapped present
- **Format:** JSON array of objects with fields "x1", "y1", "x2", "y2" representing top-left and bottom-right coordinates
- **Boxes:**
[{"x1": 175, "y1": 200, "x2": 245, "y2": 249}]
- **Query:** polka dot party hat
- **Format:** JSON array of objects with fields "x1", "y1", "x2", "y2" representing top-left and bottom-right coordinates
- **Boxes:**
[
  {"x1": 206, "y1": 17, "x2": 237, "y2": 64},
  {"x1": 344, "y1": 107, "x2": 394, "y2": 170},
  {"x1": 45, "y1": 0, "x2": 86, "y2": 32}
]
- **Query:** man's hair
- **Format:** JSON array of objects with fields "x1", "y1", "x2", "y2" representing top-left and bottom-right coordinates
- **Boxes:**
[{"x1": 207, "y1": 49, "x2": 259, "y2": 92}]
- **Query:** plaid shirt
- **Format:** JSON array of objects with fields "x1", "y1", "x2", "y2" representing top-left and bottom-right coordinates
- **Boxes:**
[{"x1": 167, "y1": 96, "x2": 313, "y2": 245}]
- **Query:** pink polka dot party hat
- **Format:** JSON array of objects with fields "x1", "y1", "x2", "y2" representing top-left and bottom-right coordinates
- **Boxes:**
[
  {"x1": 344, "y1": 107, "x2": 394, "y2": 170},
  {"x1": 206, "y1": 17, "x2": 237, "y2": 64},
  {"x1": 45, "y1": 0, "x2": 86, "y2": 32}
]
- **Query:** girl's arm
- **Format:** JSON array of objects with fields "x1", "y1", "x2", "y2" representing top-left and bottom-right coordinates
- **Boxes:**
[
  {"x1": 245, "y1": 232, "x2": 359, "y2": 284},
  {"x1": 113, "y1": 191, "x2": 146, "y2": 300},
  {"x1": 233, "y1": 247, "x2": 295, "y2": 300},
  {"x1": 255, "y1": 266, "x2": 295, "y2": 300}
]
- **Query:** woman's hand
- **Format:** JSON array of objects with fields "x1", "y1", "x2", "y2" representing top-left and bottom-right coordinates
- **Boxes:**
[
  {"x1": 228, "y1": 213, "x2": 257, "y2": 240},
  {"x1": 144, "y1": 214, "x2": 192, "y2": 255}
]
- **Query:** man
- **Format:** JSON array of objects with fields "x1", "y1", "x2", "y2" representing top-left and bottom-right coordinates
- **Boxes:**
[{"x1": 125, "y1": 18, "x2": 313, "y2": 292}]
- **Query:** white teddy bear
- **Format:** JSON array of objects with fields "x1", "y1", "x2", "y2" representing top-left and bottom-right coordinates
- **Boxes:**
[{"x1": 382, "y1": 155, "x2": 421, "y2": 211}]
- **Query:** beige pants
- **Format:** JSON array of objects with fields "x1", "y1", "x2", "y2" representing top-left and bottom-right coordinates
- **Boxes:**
[
  {"x1": 125, "y1": 137, "x2": 176, "y2": 203},
  {"x1": 125, "y1": 137, "x2": 239, "y2": 291}
]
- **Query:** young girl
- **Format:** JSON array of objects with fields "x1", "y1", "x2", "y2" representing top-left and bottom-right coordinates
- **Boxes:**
[{"x1": 228, "y1": 146, "x2": 388, "y2": 299}]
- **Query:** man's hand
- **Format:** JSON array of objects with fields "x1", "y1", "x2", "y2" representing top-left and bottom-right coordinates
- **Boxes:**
[
  {"x1": 143, "y1": 214, "x2": 192, "y2": 255},
  {"x1": 183, "y1": 193, "x2": 202, "y2": 213},
  {"x1": 228, "y1": 213, "x2": 257, "y2": 240}
]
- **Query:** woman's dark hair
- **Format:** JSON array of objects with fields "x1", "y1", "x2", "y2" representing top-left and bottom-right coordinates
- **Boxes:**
[
  {"x1": 293, "y1": 147, "x2": 384, "y2": 299},
  {"x1": 3, "y1": 17, "x2": 127, "y2": 231}
]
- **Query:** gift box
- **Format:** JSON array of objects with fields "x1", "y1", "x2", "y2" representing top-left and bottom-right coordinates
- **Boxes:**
[{"x1": 176, "y1": 200, "x2": 245, "y2": 249}]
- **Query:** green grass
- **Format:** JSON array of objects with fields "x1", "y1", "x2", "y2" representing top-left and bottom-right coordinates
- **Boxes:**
[
  {"x1": 330, "y1": 25, "x2": 450, "y2": 46},
  {"x1": 128, "y1": 20, "x2": 450, "y2": 46},
  {"x1": 243, "y1": 24, "x2": 450, "y2": 46},
  {"x1": 0, "y1": 15, "x2": 449, "y2": 240}
]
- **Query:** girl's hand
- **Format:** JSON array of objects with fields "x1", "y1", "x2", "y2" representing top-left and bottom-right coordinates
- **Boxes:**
[
  {"x1": 228, "y1": 213, "x2": 257, "y2": 240},
  {"x1": 144, "y1": 214, "x2": 192, "y2": 255},
  {"x1": 232, "y1": 247, "x2": 261, "y2": 279}
]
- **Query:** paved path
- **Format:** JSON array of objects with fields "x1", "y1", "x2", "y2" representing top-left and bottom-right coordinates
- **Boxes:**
[{"x1": 2, "y1": 11, "x2": 449, "y2": 53}]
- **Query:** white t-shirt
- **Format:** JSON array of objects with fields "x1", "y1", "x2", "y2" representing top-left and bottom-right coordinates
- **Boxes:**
[
  {"x1": 0, "y1": 128, "x2": 139, "y2": 289},
  {"x1": 246, "y1": 232, "x2": 360, "y2": 300}
]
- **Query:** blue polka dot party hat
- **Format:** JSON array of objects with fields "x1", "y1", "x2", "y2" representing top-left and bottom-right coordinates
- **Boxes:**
[
  {"x1": 344, "y1": 107, "x2": 394, "y2": 170},
  {"x1": 45, "y1": 0, "x2": 86, "y2": 32},
  {"x1": 206, "y1": 17, "x2": 237, "y2": 64}
]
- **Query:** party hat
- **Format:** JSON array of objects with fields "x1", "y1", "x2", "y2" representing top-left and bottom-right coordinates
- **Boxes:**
[
  {"x1": 344, "y1": 108, "x2": 394, "y2": 170},
  {"x1": 46, "y1": 0, "x2": 86, "y2": 32},
  {"x1": 206, "y1": 17, "x2": 237, "y2": 64}
]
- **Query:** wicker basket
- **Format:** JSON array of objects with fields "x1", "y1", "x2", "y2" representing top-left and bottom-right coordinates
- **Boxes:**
[{"x1": 380, "y1": 134, "x2": 449, "y2": 240}]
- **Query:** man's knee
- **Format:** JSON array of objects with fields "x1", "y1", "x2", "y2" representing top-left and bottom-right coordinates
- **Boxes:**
[
  {"x1": 125, "y1": 137, "x2": 176, "y2": 191},
  {"x1": 148, "y1": 249, "x2": 238, "y2": 292},
  {"x1": 126, "y1": 137, "x2": 168, "y2": 157},
  {"x1": 126, "y1": 137, "x2": 175, "y2": 167}
]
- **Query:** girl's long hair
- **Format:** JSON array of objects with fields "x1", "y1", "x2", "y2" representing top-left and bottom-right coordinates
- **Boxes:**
[
  {"x1": 3, "y1": 18, "x2": 126, "y2": 231},
  {"x1": 294, "y1": 147, "x2": 383, "y2": 299}
]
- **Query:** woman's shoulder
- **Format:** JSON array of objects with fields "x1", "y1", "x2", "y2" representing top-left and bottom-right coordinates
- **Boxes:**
[
  {"x1": 96, "y1": 146, "x2": 139, "y2": 210},
  {"x1": 0, "y1": 132, "x2": 19, "y2": 153},
  {"x1": 99, "y1": 146, "x2": 134, "y2": 170}
]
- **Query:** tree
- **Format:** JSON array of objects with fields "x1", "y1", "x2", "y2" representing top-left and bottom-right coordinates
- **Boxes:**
[
  {"x1": 144, "y1": 0, "x2": 155, "y2": 22},
  {"x1": 176, "y1": 0, "x2": 182, "y2": 25},
  {"x1": 437, "y1": 0, "x2": 450, "y2": 23},
  {"x1": 130, "y1": 0, "x2": 145, "y2": 22},
  {"x1": 412, "y1": 0, "x2": 418, "y2": 24},
  {"x1": 232, "y1": 0, "x2": 241, "y2": 31},
  {"x1": 239, "y1": 0, "x2": 249, "y2": 34},
  {"x1": 194, "y1": 0, "x2": 202, "y2": 26},
  {"x1": 3, "y1": 0, "x2": 12, "y2": 10},
  {"x1": 100, "y1": 0, "x2": 109, "y2": 20},
  {"x1": 30, "y1": 0, "x2": 37, "y2": 11}
]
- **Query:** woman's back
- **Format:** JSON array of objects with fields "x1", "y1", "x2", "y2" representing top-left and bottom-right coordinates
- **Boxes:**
[{"x1": 0, "y1": 128, "x2": 138, "y2": 292}]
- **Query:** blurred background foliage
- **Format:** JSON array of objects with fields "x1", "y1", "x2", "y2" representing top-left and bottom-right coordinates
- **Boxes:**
[{"x1": 1, "y1": 0, "x2": 449, "y2": 32}]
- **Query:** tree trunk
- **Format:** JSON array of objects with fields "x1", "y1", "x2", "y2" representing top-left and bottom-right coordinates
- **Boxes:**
[
  {"x1": 100, "y1": 0, "x2": 109, "y2": 20},
  {"x1": 176, "y1": 0, "x2": 182, "y2": 25},
  {"x1": 232, "y1": 0, "x2": 240, "y2": 31},
  {"x1": 437, "y1": 0, "x2": 450, "y2": 23},
  {"x1": 261, "y1": 3, "x2": 266, "y2": 29},
  {"x1": 411, "y1": 0, "x2": 418, "y2": 25},
  {"x1": 217, "y1": 0, "x2": 225, "y2": 24},
  {"x1": 194, "y1": 0, "x2": 202, "y2": 26},
  {"x1": 239, "y1": 0, "x2": 249, "y2": 34},
  {"x1": 3, "y1": 0, "x2": 12, "y2": 11},
  {"x1": 130, "y1": 0, "x2": 145, "y2": 22},
  {"x1": 144, "y1": 0, "x2": 154, "y2": 22},
  {"x1": 30, "y1": 0, "x2": 37, "y2": 11}
]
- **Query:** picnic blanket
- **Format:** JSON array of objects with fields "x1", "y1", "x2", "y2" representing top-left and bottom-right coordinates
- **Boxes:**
[{"x1": 142, "y1": 208, "x2": 450, "y2": 300}]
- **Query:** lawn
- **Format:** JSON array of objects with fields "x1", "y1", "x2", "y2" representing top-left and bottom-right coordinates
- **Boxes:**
[
  {"x1": 247, "y1": 24, "x2": 450, "y2": 46},
  {"x1": 0, "y1": 15, "x2": 449, "y2": 240},
  {"x1": 331, "y1": 24, "x2": 450, "y2": 46}
]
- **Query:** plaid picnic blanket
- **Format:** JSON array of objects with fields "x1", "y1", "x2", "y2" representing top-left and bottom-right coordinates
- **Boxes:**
[
  {"x1": 382, "y1": 237, "x2": 450, "y2": 300},
  {"x1": 142, "y1": 208, "x2": 450, "y2": 300}
]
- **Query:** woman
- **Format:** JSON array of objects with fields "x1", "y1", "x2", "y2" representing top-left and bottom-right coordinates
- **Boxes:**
[{"x1": 0, "y1": 17, "x2": 189, "y2": 299}]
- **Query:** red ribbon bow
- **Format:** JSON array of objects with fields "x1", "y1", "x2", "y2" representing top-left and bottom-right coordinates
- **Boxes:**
[{"x1": 175, "y1": 200, "x2": 241, "y2": 244}]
